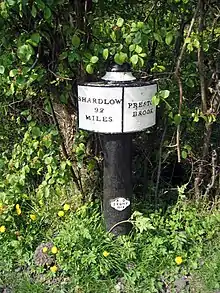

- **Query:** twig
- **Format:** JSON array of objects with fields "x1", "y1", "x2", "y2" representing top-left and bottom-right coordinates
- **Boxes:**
[
  {"x1": 108, "y1": 220, "x2": 132, "y2": 233},
  {"x1": 48, "y1": 68, "x2": 73, "y2": 81},
  {"x1": 194, "y1": 0, "x2": 213, "y2": 197},
  {"x1": 195, "y1": 123, "x2": 212, "y2": 197},
  {"x1": 176, "y1": 78, "x2": 183, "y2": 163},
  {"x1": 29, "y1": 48, "x2": 40, "y2": 72},
  {"x1": 175, "y1": 1, "x2": 200, "y2": 76},
  {"x1": 197, "y1": 0, "x2": 207, "y2": 113},
  {"x1": 174, "y1": 1, "x2": 200, "y2": 162},
  {"x1": 166, "y1": 144, "x2": 177, "y2": 148},
  {"x1": 144, "y1": 1, "x2": 159, "y2": 22},
  {"x1": 155, "y1": 120, "x2": 167, "y2": 202},
  {"x1": 204, "y1": 149, "x2": 217, "y2": 197}
]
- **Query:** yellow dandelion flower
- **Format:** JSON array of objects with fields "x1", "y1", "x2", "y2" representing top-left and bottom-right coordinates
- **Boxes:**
[
  {"x1": 58, "y1": 210, "x2": 64, "y2": 217},
  {"x1": 30, "y1": 214, "x2": 36, "y2": 221},
  {"x1": 50, "y1": 265, "x2": 58, "y2": 273},
  {"x1": 42, "y1": 247, "x2": 48, "y2": 253},
  {"x1": 51, "y1": 246, "x2": 58, "y2": 254},
  {"x1": 15, "y1": 204, "x2": 21, "y2": 215},
  {"x1": 63, "y1": 204, "x2": 70, "y2": 211},
  {"x1": 175, "y1": 256, "x2": 183, "y2": 265},
  {"x1": 0, "y1": 225, "x2": 6, "y2": 233},
  {"x1": 103, "y1": 251, "x2": 110, "y2": 257}
]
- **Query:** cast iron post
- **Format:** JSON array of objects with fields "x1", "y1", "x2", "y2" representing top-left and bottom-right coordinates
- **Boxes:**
[
  {"x1": 77, "y1": 63, "x2": 157, "y2": 236},
  {"x1": 103, "y1": 133, "x2": 132, "y2": 235}
]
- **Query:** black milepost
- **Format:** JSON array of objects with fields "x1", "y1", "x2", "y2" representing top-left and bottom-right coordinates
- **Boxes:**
[
  {"x1": 77, "y1": 62, "x2": 157, "y2": 237},
  {"x1": 103, "y1": 133, "x2": 132, "y2": 235}
]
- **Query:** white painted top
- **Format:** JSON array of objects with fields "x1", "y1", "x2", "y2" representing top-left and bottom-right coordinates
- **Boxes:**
[{"x1": 102, "y1": 71, "x2": 136, "y2": 81}]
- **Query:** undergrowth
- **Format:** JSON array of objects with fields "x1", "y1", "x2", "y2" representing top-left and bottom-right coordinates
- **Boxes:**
[{"x1": 0, "y1": 197, "x2": 219, "y2": 293}]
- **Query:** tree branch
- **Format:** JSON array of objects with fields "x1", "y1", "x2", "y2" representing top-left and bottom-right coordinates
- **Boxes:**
[
  {"x1": 197, "y1": 0, "x2": 207, "y2": 113},
  {"x1": 174, "y1": 1, "x2": 200, "y2": 162},
  {"x1": 175, "y1": 1, "x2": 200, "y2": 76}
]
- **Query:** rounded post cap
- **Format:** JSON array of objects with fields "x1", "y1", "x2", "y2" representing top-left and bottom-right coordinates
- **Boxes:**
[{"x1": 107, "y1": 63, "x2": 132, "y2": 72}]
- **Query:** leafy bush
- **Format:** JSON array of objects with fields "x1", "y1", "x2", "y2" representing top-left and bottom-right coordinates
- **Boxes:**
[{"x1": 0, "y1": 120, "x2": 81, "y2": 274}]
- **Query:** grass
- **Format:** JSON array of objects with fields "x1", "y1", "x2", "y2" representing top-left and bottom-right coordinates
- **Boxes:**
[
  {"x1": 190, "y1": 238, "x2": 220, "y2": 293},
  {"x1": 0, "y1": 199, "x2": 219, "y2": 293}
]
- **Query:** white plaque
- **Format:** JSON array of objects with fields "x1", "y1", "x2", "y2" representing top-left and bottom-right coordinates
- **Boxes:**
[
  {"x1": 78, "y1": 86, "x2": 122, "y2": 133},
  {"x1": 78, "y1": 83, "x2": 157, "y2": 133},
  {"x1": 110, "y1": 197, "x2": 130, "y2": 211},
  {"x1": 123, "y1": 85, "x2": 157, "y2": 132}
]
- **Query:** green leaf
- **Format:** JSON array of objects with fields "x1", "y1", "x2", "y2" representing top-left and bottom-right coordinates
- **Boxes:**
[
  {"x1": 174, "y1": 114, "x2": 182, "y2": 125},
  {"x1": 135, "y1": 45, "x2": 142, "y2": 54},
  {"x1": 86, "y1": 64, "x2": 94, "y2": 74},
  {"x1": 31, "y1": 5, "x2": 37, "y2": 18},
  {"x1": 129, "y1": 44, "x2": 135, "y2": 52},
  {"x1": 90, "y1": 56, "x2": 99, "y2": 64},
  {"x1": 31, "y1": 33, "x2": 41, "y2": 45},
  {"x1": 0, "y1": 159, "x2": 5, "y2": 169},
  {"x1": 193, "y1": 39, "x2": 200, "y2": 48},
  {"x1": 0, "y1": 66, "x2": 5, "y2": 74},
  {"x1": 152, "y1": 95, "x2": 160, "y2": 106},
  {"x1": 186, "y1": 79, "x2": 194, "y2": 88},
  {"x1": 71, "y1": 35, "x2": 80, "y2": 48},
  {"x1": 45, "y1": 156, "x2": 53, "y2": 165},
  {"x1": 125, "y1": 35, "x2": 132, "y2": 44},
  {"x1": 44, "y1": 186, "x2": 50, "y2": 197},
  {"x1": 137, "y1": 22, "x2": 144, "y2": 29},
  {"x1": 133, "y1": 32, "x2": 142, "y2": 44},
  {"x1": 181, "y1": 150, "x2": 187, "y2": 159},
  {"x1": 160, "y1": 90, "x2": 170, "y2": 99},
  {"x1": 138, "y1": 57, "x2": 144, "y2": 67},
  {"x1": 68, "y1": 52, "x2": 80, "y2": 63},
  {"x1": 139, "y1": 53, "x2": 147, "y2": 57},
  {"x1": 184, "y1": 145, "x2": 192, "y2": 151},
  {"x1": 130, "y1": 54, "x2": 139, "y2": 65},
  {"x1": 17, "y1": 44, "x2": 34, "y2": 63},
  {"x1": 110, "y1": 31, "x2": 116, "y2": 42},
  {"x1": 116, "y1": 17, "x2": 124, "y2": 28},
  {"x1": 9, "y1": 69, "x2": 18, "y2": 77},
  {"x1": 114, "y1": 52, "x2": 127, "y2": 65},
  {"x1": 27, "y1": 115, "x2": 32, "y2": 121},
  {"x1": 10, "y1": 83, "x2": 15, "y2": 95},
  {"x1": 59, "y1": 51, "x2": 68, "y2": 60},
  {"x1": 36, "y1": 0, "x2": 45, "y2": 10},
  {"x1": 7, "y1": 0, "x2": 15, "y2": 6},
  {"x1": 192, "y1": 113, "x2": 199, "y2": 122},
  {"x1": 31, "y1": 126, "x2": 41, "y2": 137},
  {"x1": 114, "y1": 53, "x2": 122, "y2": 65},
  {"x1": 165, "y1": 31, "x2": 173, "y2": 45},
  {"x1": 44, "y1": 6, "x2": 51, "y2": 20},
  {"x1": 153, "y1": 32, "x2": 162, "y2": 43},
  {"x1": 103, "y1": 48, "x2": 109, "y2": 60},
  {"x1": 21, "y1": 110, "x2": 30, "y2": 116}
]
